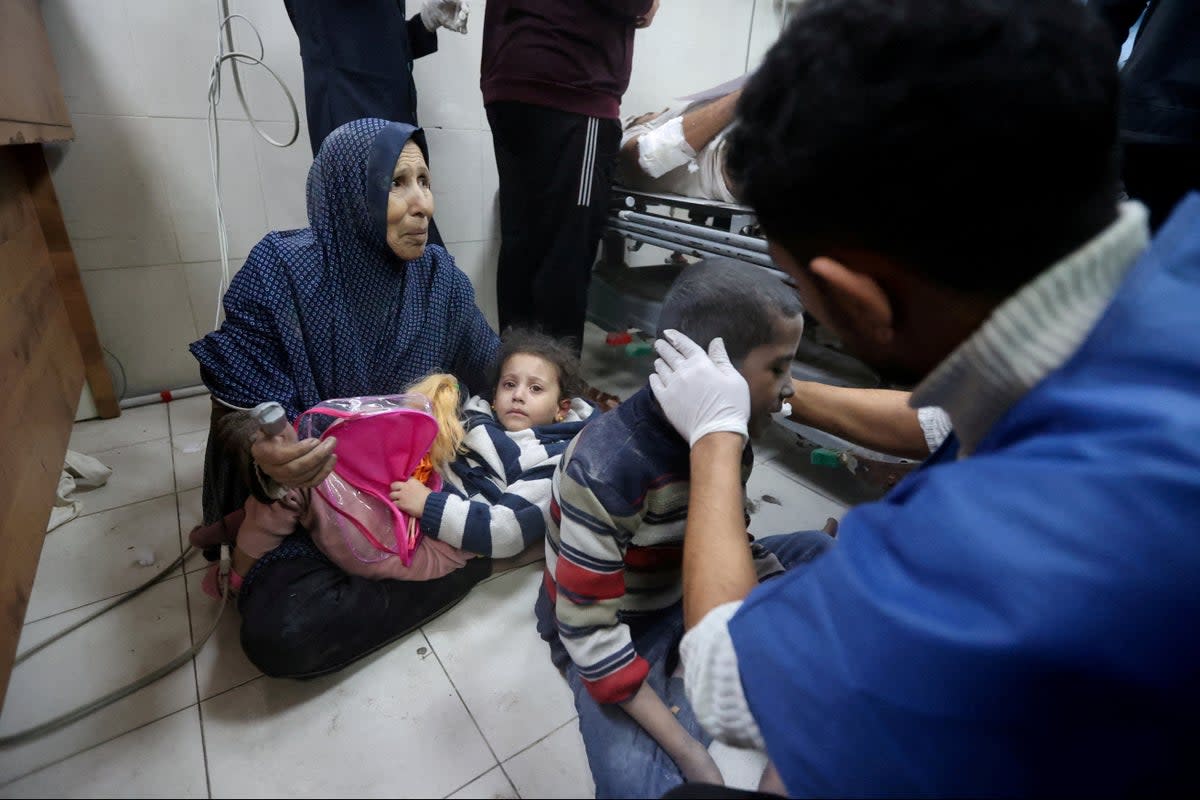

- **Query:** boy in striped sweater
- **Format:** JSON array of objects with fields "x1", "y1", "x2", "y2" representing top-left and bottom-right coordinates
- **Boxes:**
[{"x1": 536, "y1": 258, "x2": 835, "y2": 797}]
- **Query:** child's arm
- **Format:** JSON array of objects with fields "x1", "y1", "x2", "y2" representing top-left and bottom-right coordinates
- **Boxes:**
[
  {"x1": 620, "y1": 683, "x2": 724, "y2": 784},
  {"x1": 391, "y1": 455, "x2": 556, "y2": 558},
  {"x1": 554, "y1": 461, "x2": 722, "y2": 782}
]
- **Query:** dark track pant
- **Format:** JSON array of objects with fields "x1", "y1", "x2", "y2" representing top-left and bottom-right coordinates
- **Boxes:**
[{"x1": 487, "y1": 101, "x2": 621, "y2": 352}]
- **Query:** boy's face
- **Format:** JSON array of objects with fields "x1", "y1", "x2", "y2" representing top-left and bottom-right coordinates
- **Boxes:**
[
  {"x1": 738, "y1": 314, "x2": 803, "y2": 439},
  {"x1": 493, "y1": 353, "x2": 568, "y2": 432}
]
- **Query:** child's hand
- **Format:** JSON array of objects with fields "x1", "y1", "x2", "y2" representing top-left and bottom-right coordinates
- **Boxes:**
[{"x1": 390, "y1": 477, "x2": 432, "y2": 517}]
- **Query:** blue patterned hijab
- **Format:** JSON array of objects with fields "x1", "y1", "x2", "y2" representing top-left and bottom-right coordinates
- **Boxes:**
[{"x1": 191, "y1": 118, "x2": 499, "y2": 419}]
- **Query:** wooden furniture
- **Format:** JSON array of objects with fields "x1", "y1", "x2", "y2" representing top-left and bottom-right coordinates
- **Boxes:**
[{"x1": 0, "y1": 0, "x2": 120, "y2": 713}]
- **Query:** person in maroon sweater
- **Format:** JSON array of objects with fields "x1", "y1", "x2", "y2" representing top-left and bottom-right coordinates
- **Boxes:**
[{"x1": 481, "y1": 0, "x2": 659, "y2": 354}]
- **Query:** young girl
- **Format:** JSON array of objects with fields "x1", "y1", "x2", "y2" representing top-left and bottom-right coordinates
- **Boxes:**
[
  {"x1": 388, "y1": 328, "x2": 592, "y2": 560},
  {"x1": 191, "y1": 329, "x2": 593, "y2": 592}
]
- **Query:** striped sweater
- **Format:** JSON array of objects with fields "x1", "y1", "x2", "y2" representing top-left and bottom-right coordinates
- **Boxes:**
[
  {"x1": 546, "y1": 386, "x2": 780, "y2": 704},
  {"x1": 420, "y1": 396, "x2": 593, "y2": 557}
]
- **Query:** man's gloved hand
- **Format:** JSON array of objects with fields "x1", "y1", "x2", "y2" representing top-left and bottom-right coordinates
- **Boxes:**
[
  {"x1": 649, "y1": 330, "x2": 750, "y2": 447},
  {"x1": 420, "y1": 0, "x2": 469, "y2": 34}
]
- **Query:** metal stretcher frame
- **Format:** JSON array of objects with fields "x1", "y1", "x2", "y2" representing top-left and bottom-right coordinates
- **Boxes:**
[
  {"x1": 607, "y1": 187, "x2": 778, "y2": 272},
  {"x1": 597, "y1": 186, "x2": 920, "y2": 488}
]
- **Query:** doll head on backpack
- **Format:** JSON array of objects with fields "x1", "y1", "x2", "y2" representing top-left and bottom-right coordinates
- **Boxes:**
[{"x1": 404, "y1": 373, "x2": 465, "y2": 475}]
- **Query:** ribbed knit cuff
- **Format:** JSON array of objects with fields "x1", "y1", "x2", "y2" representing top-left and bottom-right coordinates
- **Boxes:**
[{"x1": 420, "y1": 491, "x2": 449, "y2": 539}]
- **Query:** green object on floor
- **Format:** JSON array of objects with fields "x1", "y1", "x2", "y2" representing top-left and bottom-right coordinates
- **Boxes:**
[
  {"x1": 625, "y1": 341, "x2": 654, "y2": 357},
  {"x1": 810, "y1": 448, "x2": 842, "y2": 468}
]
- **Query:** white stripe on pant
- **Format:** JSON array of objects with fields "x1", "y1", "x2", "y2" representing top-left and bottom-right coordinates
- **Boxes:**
[{"x1": 577, "y1": 117, "x2": 598, "y2": 206}]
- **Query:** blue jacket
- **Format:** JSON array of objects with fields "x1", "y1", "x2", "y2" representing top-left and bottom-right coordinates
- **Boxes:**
[{"x1": 731, "y1": 196, "x2": 1200, "y2": 796}]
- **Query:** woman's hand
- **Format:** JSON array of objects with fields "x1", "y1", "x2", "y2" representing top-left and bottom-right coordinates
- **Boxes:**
[
  {"x1": 251, "y1": 426, "x2": 337, "y2": 490},
  {"x1": 390, "y1": 477, "x2": 432, "y2": 517}
]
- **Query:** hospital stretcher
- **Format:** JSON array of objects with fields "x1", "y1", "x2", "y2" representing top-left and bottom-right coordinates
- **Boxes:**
[{"x1": 592, "y1": 186, "x2": 921, "y2": 488}]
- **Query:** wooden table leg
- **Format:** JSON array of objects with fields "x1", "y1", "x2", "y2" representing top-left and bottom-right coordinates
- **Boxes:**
[
  {"x1": 19, "y1": 143, "x2": 121, "y2": 419},
  {"x1": 0, "y1": 147, "x2": 84, "y2": 712}
]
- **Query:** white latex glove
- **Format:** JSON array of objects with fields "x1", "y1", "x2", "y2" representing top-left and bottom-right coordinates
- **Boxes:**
[
  {"x1": 420, "y1": 0, "x2": 469, "y2": 34},
  {"x1": 649, "y1": 330, "x2": 750, "y2": 447}
]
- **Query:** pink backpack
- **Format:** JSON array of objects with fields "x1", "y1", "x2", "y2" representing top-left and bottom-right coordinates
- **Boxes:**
[{"x1": 296, "y1": 393, "x2": 442, "y2": 566}]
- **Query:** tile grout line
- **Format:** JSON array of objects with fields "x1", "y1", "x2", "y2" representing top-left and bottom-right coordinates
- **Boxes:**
[
  {"x1": 22, "y1": 570, "x2": 190, "y2": 631},
  {"x1": 66, "y1": 487, "x2": 188, "y2": 523},
  {"x1": 168, "y1": 407, "x2": 214, "y2": 800},
  {"x1": 195, "y1": 673, "x2": 265, "y2": 709},
  {"x1": 500, "y1": 715, "x2": 581, "y2": 764},
  {"x1": 419, "y1": 627, "x2": 519, "y2": 799},
  {"x1": 196, "y1": 700, "x2": 215, "y2": 799},
  {"x1": 0, "y1": 703, "x2": 204, "y2": 790},
  {"x1": 175, "y1": 493, "x2": 214, "y2": 800}
]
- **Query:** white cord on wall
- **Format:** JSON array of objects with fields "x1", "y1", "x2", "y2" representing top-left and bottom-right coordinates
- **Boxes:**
[{"x1": 207, "y1": 0, "x2": 301, "y2": 331}]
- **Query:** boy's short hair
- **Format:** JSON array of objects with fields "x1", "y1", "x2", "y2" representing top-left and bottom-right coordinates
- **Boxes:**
[
  {"x1": 657, "y1": 258, "x2": 804, "y2": 365},
  {"x1": 727, "y1": 0, "x2": 1120, "y2": 296},
  {"x1": 492, "y1": 328, "x2": 585, "y2": 401}
]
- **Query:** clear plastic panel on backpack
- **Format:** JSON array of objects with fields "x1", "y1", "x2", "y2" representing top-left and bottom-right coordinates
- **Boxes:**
[
  {"x1": 296, "y1": 393, "x2": 440, "y2": 566},
  {"x1": 296, "y1": 393, "x2": 434, "y2": 440}
]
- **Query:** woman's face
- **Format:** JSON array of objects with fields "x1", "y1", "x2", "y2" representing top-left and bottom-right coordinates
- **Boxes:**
[{"x1": 386, "y1": 141, "x2": 435, "y2": 260}]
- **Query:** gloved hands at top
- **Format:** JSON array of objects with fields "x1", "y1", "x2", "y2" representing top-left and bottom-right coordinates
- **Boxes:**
[
  {"x1": 649, "y1": 330, "x2": 750, "y2": 447},
  {"x1": 421, "y1": 0, "x2": 469, "y2": 34}
]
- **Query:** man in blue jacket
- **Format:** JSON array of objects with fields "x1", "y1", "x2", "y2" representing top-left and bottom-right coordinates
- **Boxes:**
[{"x1": 650, "y1": 0, "x2": 1200, "y2": 795}]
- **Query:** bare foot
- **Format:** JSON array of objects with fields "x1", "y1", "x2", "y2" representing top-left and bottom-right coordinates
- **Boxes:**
[
  {"x1": 188, "y1": 507, "x2": 246, "y2": 550},
  {"x1": 822, "y1": 516, "x2": 839, "y2": 538}
]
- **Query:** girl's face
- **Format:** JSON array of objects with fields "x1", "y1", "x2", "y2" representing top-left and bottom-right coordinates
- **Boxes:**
[
  {"x1": 386, "y1": 141, "x2": 434, "y2": 261},
  {"x1": 493, "y1": 353, "x2": 569, "y2": 431}
]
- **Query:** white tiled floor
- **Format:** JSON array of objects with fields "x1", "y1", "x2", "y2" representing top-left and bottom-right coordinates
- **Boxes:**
[{"x1": 0, "y1": 324, "x2": 856, "y2": 798}]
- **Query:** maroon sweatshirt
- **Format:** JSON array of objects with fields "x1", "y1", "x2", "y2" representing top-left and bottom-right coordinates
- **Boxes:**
[{"x1": 481, "y1": 0, "x2": 654, "y2": 120}]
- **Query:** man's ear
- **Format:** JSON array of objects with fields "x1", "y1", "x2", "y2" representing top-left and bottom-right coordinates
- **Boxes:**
[{"x1": 809, "y1": 256, "x2": 895, "y2": 347}]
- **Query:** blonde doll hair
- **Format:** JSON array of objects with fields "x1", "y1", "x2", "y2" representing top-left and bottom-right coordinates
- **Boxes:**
[{"x1": 405, "y1": 373, "x2": 465, "y2": 471}]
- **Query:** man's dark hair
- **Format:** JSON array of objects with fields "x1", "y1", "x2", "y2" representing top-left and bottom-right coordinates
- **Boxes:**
[
  {"x1": 492, "y1": 328, "x2": 585, "y2": 400},
  {"x1": 726, "y1": 0, "x2": 1121, "y2": 296},
  {"x1": 657, "y1": 258, "x2": 804, "y2": 364}
]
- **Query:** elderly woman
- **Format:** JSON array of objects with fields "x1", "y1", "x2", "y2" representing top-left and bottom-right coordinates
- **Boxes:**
[{"x1": 189, "y1": 118, "x2": 500, "y2": 678}]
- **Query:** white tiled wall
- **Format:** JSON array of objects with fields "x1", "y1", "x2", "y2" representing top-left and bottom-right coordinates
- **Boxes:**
[{"x1": 44, "y1": 0, "x2": 789, "y2": 402}]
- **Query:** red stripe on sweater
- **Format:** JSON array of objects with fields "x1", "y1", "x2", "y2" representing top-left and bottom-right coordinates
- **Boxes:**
[
  {"x1": 582, "y1": 655, "x2": 651, "y2": 704},
  {"x1": 623, "y1": 544, "x2": 683, "y2": 571},
  {"x1": 556, "y1": 557, "x2": 625, "y2": 601},
  {"x1": 550, "y1": 495, "x2": 561, "y2": 526}
]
